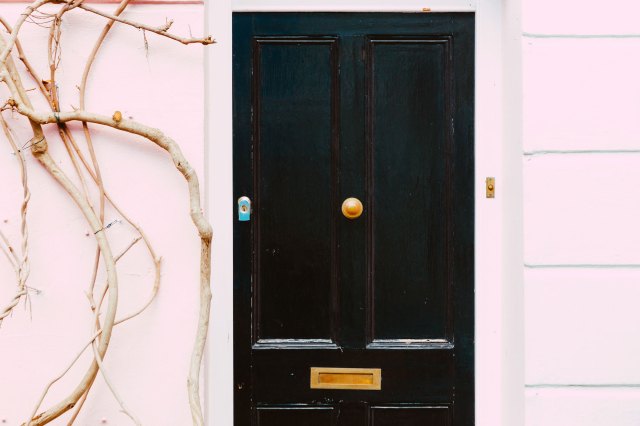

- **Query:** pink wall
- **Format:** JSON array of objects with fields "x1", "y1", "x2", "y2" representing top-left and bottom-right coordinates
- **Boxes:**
[
  {"x1": 0, "y1": 4, "x2": 205, "y2": 424},
  {"x1": 523, "y1": 0, "x2": 640, "y2": 424}
]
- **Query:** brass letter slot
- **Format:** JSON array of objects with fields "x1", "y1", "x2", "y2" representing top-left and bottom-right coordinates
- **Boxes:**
[{"x1": 310, "y1": 367, "x2": 381, "y2": 390}]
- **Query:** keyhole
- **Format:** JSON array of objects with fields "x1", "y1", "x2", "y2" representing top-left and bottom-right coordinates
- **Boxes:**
[{"x1": 241, "y1": 205, "x2": 248, "y2": 213}]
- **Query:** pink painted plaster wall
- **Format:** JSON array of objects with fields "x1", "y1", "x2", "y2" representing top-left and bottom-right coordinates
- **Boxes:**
[{"x1": 0, "y1": 4, "x2": 205, "y2": 425}]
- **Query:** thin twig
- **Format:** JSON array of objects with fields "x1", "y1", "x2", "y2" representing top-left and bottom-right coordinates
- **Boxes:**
[
  {"x1": 0, "y1": 230, "x2": 18, "y2": 271},
  {"x1": 90, "y1": 340, "x2": 141, "y2": 424},
  {"x1": 89, "y1": 285, "x2": 141, "y2": 425},
  {"x1": 27, "y1": 235, "x2": 140, "y2": 422},
  {"x1": 1, "y1": 4, "x2": 210, "y2": 422},
  {"x1": 0, "y1": 112, "x2": 31, "y2": 325},
  {"x1": 69, "y1": 2, "x2": 157, "y2": 420},
  {"x1": 29, "y1": 239, "x2": 159, "y2": 423},
  {"x1": 0, "y1": 0, "x2": 54, "y2": 67},
  {"x1": 0, "y1": 38, "x2": 120, "y2": 424},
  {"x1": 75, "y1": 2, "x2": 215, "y2": 45},
  {"x1": 0, "y1": 17, "x2": 50, "y2": 103},
  {"x1": 46, "y1": 3, "x2": 96, "y2": 210},
  {"x1": 11, "y1": 102, "x2": 212, "y2": 426},
  {"x1": 77, "y1": 0, "x2": 128, "y2": 308}
]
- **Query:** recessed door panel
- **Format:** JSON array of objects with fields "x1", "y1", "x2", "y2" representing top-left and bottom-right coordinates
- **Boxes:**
[
  {"x1": 371, "y1": 406, "x2": 451, "y2": 426},
  {"x1": 256, "y1": 406, "x2": 335, "y2": 426},
  {"x1": 367, "y1": 38, "x2": 452, "y2": 343},
  {"x1": 253, "y1": 39, "x2": 339, "y2": 342}
]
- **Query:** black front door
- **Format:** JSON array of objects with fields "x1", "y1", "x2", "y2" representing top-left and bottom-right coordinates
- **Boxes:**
[{"x1": 233, "y1": 13, "x2": 474, "y2": 425}]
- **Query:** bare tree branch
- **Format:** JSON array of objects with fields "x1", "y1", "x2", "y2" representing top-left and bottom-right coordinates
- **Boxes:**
[{"x1": 75, "y1": 2, "x2": 215, "y2": 46}]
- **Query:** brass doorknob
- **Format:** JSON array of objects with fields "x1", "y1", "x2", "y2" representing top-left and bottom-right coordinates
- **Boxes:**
[{"x1": 342, "y1": 197, "x2": 363, "y2": 219}]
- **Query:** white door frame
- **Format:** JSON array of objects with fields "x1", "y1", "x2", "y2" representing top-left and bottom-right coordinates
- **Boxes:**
[{"x1": 204, "y1": 1, "x2": 524, "y2": 424}]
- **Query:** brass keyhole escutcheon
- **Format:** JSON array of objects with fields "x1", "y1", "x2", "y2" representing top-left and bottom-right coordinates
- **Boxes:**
[{"x1": 342, "y1": 197, "x2": 363, "y2": 219}]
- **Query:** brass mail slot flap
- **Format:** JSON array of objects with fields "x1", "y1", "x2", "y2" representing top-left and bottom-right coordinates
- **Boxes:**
[{"x1": 310, "y1": 367, "x2": 381, "y2": 390}]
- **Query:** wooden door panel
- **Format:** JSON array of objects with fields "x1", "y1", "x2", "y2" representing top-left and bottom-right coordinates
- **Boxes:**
[
  {"x1": 256, "y1": 406, "x2": 335, "y2": 426},
  {"x1": 367, "y1": 37, "x2": 452, "y2": 344},
  {"x1": 253, "y1": 349, "x2": 454, "y2": 404},
  {"x1": 252, "y1": 38, "x2": 340, "y2": 343},
  {"x1": 256, "y1": 404, "x2": 451, "y2": 426},
  {"x1": 370, "y1": 406, "x2": 451, "y2": 426}
]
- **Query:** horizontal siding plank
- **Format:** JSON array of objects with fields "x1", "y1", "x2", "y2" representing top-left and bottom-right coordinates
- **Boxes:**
[
  {"x1": 523, "y1": 0, "x2": 640, "y2": 35},
  {"x1": 526, "y1": 387, "x2": 640, "y2": 426},
  {"x1": 524, "y1": 38, "x2": 640, "y2": 151},
  {"x1": 524, "y1": 154, "x2": 640, "y2": 264},
  {"x1": 526, "y1": 268, "x2": 640, "y2": 385}
]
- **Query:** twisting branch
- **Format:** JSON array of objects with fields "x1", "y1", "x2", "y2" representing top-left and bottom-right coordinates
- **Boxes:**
[
  {"x1": 27, "y1": 236, "x2": 142, "y2": 422},
  {"x1": 0, "y1": 2, "x2": 214, "y2": 423},
  {"x1": 0, "y1": 46, "x2": 32, "y2": 326},
  {"x1": 0, "y1": 0, "x2": 53, "y2": 66},
  {"x1": 0, "y1": 287, "x2": 28, "y2": 324},
  {"x1": 74, "y1": 2, "x2": 215, "y2": 45},
  {"x1": 6, "y1": 2, "x2": 162, "y2": 419},
  {"x1": 11, "y1": 101, "x2": 213, "y2": 425},
  {"x1": 68, "y1": 2, "x2": 173, "y2": 420},
  {"x1": 79, "y1": 0, "x2": 130, "y2": 306},
  {"x1": 0, "y1": 113, "x2": 31, "y2": 325},
  {"x1": 11, "y1": 102, "x2": 213, "y2": 426},
  {"x1": 0, "y1": 32, "x2": 121, "y2": 424},
  {"x1": 89, "y1": 277, "x2": 142, "y2": 426},
  {"x1": 46, "y1": 2, "x2": 97, "y2": 210},
  {"x1": 12, "y1": 106, "x2": 212, "y2": 237},
  {"x1": 0, "y1": 16, "x2": 49, "y2": 100}
]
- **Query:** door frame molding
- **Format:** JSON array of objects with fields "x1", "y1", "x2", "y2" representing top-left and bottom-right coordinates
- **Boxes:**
[{"x1": 204, "y1": 1, "x2": 524, "y2": 425}]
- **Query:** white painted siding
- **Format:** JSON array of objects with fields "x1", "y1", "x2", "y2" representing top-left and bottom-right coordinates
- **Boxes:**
[
  {"x1": 526, "y1": 268, "x2": 640, "y2": 384},
  {"x1": 523, "y1": 1, "x2": 640, "y2": 424},
  {"x1": 523, "y1": 38, "x2": 640, "y2": 152},
  {"x1": 523, "y1": 0, "x2": 640, "y2": 35},
  {"x1": 0, "y1": 4, "x2": 205, "y2": 425},
  {"x1": 526, "y1": 388, "x2": 640, "y2": 426},
  {"x1": 524, "y1": 154, "x2": 640, "y2": 264}
]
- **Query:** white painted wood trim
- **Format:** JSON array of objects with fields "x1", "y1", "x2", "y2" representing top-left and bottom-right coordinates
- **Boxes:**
[
  {"x1": 475, "y1": 1, "x2": 507, "y2": 424},
  {"x1": 497, "y1": 0, "x2": 525, "y2": 423},
  {"x1": 205, "y1": 0, "x2": 234, "y2": 424},
  {"x1": 232, "y1": 0, "x2": 475, "y2": 12},
  {"x1": 473, "y1": 0, "x2": 525, "y2": 424},
  {"x1": 204, "y1": 1, "x2": 524, "y2": 425}
]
